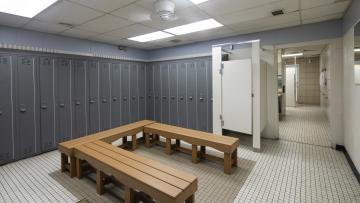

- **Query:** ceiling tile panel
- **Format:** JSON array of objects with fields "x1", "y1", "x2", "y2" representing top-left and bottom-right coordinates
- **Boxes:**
[
  {"x1": 76, "y1": 14, "x2": 133, "y2": 33},
  {"x1": 60, "y1": 28, "x2": 99, "y2": 38},
  {"x1": 218, "y1": 0, "x2": 299, "y2": 25},
  {"x1": 302, "y1": 12, "x2": 343, "y2": 24},
  {"x1": 24, "y1": 20, "x2": 70, "y2": 33},
  {"x1": 111, "y1": 4, "x2": 152, "y2": 23},
  {"x1": 68, "y1": 0, "x2": 137, "y2": 12},
  {"x1": 301, "y1": 0, "x2": 351, "y2": 10},
  {"x1": 35, "y1": 1, "x2": 103, "y2": 25},
  {"x1": 0, "y1": 13, "x2": 30, "y2": 27},
  {"x1": 136, "y1": 0, "x2": 193, "y2": 11},
  {"x1": 104, "y1": 24, "x2": 155, "y2": 38},
  {"x1": 301, "y1": 1, "x2": 351, "y2": 20}
]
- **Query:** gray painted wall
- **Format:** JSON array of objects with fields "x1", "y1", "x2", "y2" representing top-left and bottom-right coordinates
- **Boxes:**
[
  {"x1": 0, "y1": 25, "x2": 149, "y2": 61},
  {"x1": 343, "y1": 0, "x2": 360, "y2": 33},
  {"x1": 149, "y1": 20, "x2": 343, "y2": 61}
]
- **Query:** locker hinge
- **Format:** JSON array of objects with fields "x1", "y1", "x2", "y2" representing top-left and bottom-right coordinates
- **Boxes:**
[
  {"x1": 220, "y1": 114, "x2": 224, "y2": 127},
  {"x1": 219, "y1": 63, "x2": 224, "y2": 75}
]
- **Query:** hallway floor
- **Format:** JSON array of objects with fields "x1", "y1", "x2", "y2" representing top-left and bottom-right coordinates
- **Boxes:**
[{"x1": 279, "y1": 105, "x2": 332, "y2": 147}]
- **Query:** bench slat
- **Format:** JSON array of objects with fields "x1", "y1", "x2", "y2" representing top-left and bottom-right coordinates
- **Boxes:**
[
  {"x1": 92, "y1": 140, "x2": 197, "y2": 183},
  {"x1": 84, "y1": 142, "x2": 191, "y2": 190}
]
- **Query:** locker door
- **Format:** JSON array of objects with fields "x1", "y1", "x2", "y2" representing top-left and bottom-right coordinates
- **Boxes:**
[
  {"x1": 111, "y1": 63, "x2": 121, "y2": 127},
  {"x1": 187, "y1": 62, "x2": 197, "y2": 129},
  {"x1": 72, "y1": 60, "x2": 86, "y2": 139},
  {"x1": 138, "y1": 63, "x2": 146, "y2": 120},
  {"x1": 207, "y1": 60, "x2": 213, "y2": 132},
  {"x1": 14, "y1": 55, "x2": 37, "y2": 159},
  {"x1": 87, "y1": 61, "x2": 99, "y2": 134},
  {"x1": 130, "y1": 63, "x2": 139, "y2": 122},
  {"x1": 55, "y1": 58, "x2": 71, "y2": 143},
  {"x1": 178, "y1": 62, "x2": 187, "y2": 128},
  {"x1": 146, "y1": 64, "x2": 154, "y2": 120},
  {"x1": 39, "y1": 56, "x2": 54, "y2": 152},
  {"x1": 121, "y1": 63, "x2": 130, "y2": 125},
  {"x1": 0, "y1": 55, "x2": 13, "y2": 164},
  {"x1": 100, "y1": 62, "x2": 111, "y2": 130},
  {"x1": 154, "y1": 64, "x2": 161, "y2": 122},
  {"x1": 161, "y1": 63, "x2": 169, "y2": 124},
  {"x1": 196, "y1": 60, "x2": 207, "y2": 132},
  {"x1": 169, "y1": 63, "x2": 178, "y2": 126}
]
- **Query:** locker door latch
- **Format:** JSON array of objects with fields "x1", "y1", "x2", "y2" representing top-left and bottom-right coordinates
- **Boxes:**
[
  {"x1": 219, "y1": 63, "x2": 224, "y2": 75},
  {"x1": 220, "y1": 114, "x2": 224, "y2": 127}
]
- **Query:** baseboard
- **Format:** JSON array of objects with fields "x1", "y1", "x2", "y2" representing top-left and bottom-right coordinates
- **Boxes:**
[{"x1": 336, "y1": 145, "x2": 360, "y2": 184}]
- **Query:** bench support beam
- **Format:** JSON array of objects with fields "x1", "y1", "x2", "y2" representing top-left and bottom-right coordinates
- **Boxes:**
[
  {"x1": 61, "y1": 153, "x2": 67, "y2": 173},
  {"x1": 76, "y1": 158, "x2": 83, "y2": 179},
  {"x1": 70, "y1": 156, "x2": 77, "y2": 178},
  {"x1": 185, "y1": 194, "x2": 195, "y2": 203},
  {"x1": 224, "y1": 152, "x2": 232, "y2": 174},
  {"x1": 124, "y1": 187, "x2": 135, "y2": 203},
  {"x1": 165, "y1": 138, "x2": 173, "y2": 154},
  {"x1": 131, "y1": 134, "x2": 137, "y2": 150},
  {"x1": 191, "y1": 145, "x2": 199, "y2": 163},
  {"x1": 96, "y1": 170, "x2": 104, "y2": 195}
]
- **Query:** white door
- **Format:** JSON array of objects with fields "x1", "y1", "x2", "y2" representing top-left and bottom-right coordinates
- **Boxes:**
[
  {"x1": 222, "y1": 59, "x2": 252, "y2": 134},
  {"x1": 285, "y1": 65, "x2": 296, "y2": 107}
]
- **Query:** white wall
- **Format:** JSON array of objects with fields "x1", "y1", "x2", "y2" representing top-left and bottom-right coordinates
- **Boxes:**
[{"x1": 343, "y1": 28, "x2": 360, "y2": 171}]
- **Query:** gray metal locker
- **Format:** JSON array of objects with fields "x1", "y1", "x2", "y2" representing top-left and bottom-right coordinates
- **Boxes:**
[
  {"x1": 186, "y1": 61, "x2": 197, "y2": 130},
  {"x1": 111, "y1": 63, "x2": 121, "y2": 127},
  {"x1": 130, "y1": 63, "x2": 139, "y2": 123},
  {"x1": 55, "y1": 58, "x2": 71, "y2": 143},
  {"x1": 72, "y1": 60, "x2": 86, "y2": 139},
  {"x1": 87, "y1": 61, "x2": 100, "y2": 134},
  {"x1": 138, "y1": 63, "x2": 146, "y2": 120},
  {"x1": 161, "y1": 63, "x2": 169, "y2": 124},
  {"x1": 207, "y1": 59, "x2": 213, "y2": 132},
  {"x1": 169, "y1": 63, "x2": 178, "y2": 126},
  {"x1": 100, "y1": 62, "x2": 111, "y2": 130},
  {"x1": 146, "y1": 64, "x2": 154, "y2": 120},
  {"x1": 178, "y1": 62, "x2": 187, "y2": 128},
  {"x1": 154, "y1": 63, "x2": 161, "y2": 122},
  {"x1": 0, "y1": 54, "x2": 13, "y2": 164},
  {"x1": 38, "y1": 56, "x2": 55, "y2": 152},
  {"x1": 121, "y1": 63, "x2": 130, "y2": 125},
  {"x1": 196, "y1": 60, "x2": 208, "y2": 132},
  {"x1": 13, "y1": 55, "x2": 37, "y2": 159}
]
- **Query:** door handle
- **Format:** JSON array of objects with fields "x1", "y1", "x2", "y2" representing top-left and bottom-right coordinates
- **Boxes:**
[
  {"x1": 132, "y1": 96, "x2": 136, "y2": 100},
  {"x1": 123, "y1": 97, "x2": 127, "y2": 101},
  {"x1": 140, "y1": 96, "x2": 144, "y2": 99},
  {"x1": 59, "y1": 103, "x2": 65, "y2": 108},
  {"x1": 188, "y1": 96, "x2": 193, "y2": 100},
  {"x1": 148, "y1": 95, "x2": 152, "y2": 98},
  {"x1": 162, "y1": 96, "x2": 167, "y2": 100},
  {"x1": 155, "y1": 95, "x2": 159, "y2": 99},
  {"x1": 89, "y1": 99, "x2": 96, "y2": 104},
  {"x1": 102, "y1": 98, "x2": 107, "y2": 103},
  {"x1": 113, "y1": 97, "x2": 118, "y2": 101},
  {"x1": 171, "y1": 96, "x2": 175, "y2": 100},
  {"x1": 0, "y1": 111, "x2": 3, "y2": 115},
  {"x1": 75, "y1": 101, "x2": 81, "y2": 106},
  {"x1": 41, "y1": 105, "x2": 48, "y2": 109},
  {"x1": 19, "y1": 108, "x2": 27, "y2": 113},
  {"x1": 179, "y1": 96, "x2": 184, "y2": 100},
  {"x1": 199, "y1": 97, "x2": 204, "y2": 101}
]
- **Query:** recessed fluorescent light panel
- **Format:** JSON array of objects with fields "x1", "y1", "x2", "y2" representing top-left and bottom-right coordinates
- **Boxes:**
[
  {"x1": 355, "y1": 48, "x2": 360, "y2": 52},
  {"x1": 282, "y1": 53, "x2": 303, "y2": 58},
  {"x1": 189, "y1": 0, "x2": 209, "y2": 4},
  {"x1": 128, "y1": 31, "x2": 174, "y2": 42},
  {"x1": 0, "y1": 0, "x2": 58, "y2": 18},
  {"x1": 165, "y1": 19, "x2": 223, "y2": 35}
]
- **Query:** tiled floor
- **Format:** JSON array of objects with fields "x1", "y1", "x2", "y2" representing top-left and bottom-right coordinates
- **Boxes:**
[
  {"x1": 279, "y1": 105, "x2": 332, "y2": 147},
  {"x1": 1, "y1": 106, "x2": 359, "y2": 203}
]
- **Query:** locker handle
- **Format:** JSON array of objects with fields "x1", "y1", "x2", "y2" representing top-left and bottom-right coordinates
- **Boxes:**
[
  {"x1": 41, "y1": 105, "x2": 48, "y2": 109},
  {"x1": 171, "y1": 96, "x2": 175, "y2": 100},
  {"x1": 102, "y1": 98, "x2": 107, "y2": 103},
  {"x1": 89, "y1": 99, "x2": 96, "y2": 104},
  {"x1": 132, "y1": 96, "x2": 136, "y2": 100},
  {"x1": 162, "y1": 96, "x2": 167, "y2": 100},
  {"x1": 155, "y1": 95, "x2": 159, "y2": 99},
  {"x1": 148, "y1": 95, "x2": 152, "y2": 98},
  {"x1": 123, "y1": 97, "x2": 127, "y2": 101},
  {"x1": 140, "y1": 96, "x2": 144, "y2": 99},
  {"x1": 59, "y1": 103, "x2": 65, "y2": 108},
  {"x1": 199, "y1": 97, "x2": 204, "y2": 101},
  {"x1": 113, "y1": 97, "x2": 118, "y2": 101},
  {"x1": 188, "y1": 96, "x2": 193, "y2": 100},
  {"x1": 19, "y1": 108, "x2": 27, "y2": 113},
  {"x1": 75, "y1": 101, "x2": 81, "y2": 106},
  {"x1": 0, "y1": 111, "x2": 2, "y2": 115},
  {"x1": 180, "y1": 97, "x2": 184, "y2": 100}
]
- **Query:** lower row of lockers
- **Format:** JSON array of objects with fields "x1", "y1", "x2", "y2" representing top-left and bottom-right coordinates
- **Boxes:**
[
  {"x1": 145, "y1": 57, "x2": 213, "y2": 133},
  {"x1": 0, "y1": 51, "x2": 147, "y2": 165}
]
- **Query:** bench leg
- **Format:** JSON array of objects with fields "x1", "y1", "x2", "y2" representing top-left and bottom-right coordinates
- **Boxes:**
[
  {"x1": 192, "y1": 145, "x2": 199, "y2": 163},
  {"x1": 200, "y1": 146, "x2": 206, "y2": 159},
  {"x1": 145, "y1": 133, "x2": 150, "y2": 148},
  {"x1": 185, "y1": 194, "x2": 195, "y2": 203},
  {"x1": 96, "y1": 170, "x2": 104, "y2": 195},
  {"x1": 232, "y1": 149, "x2": 238, "y2": 167},
  {"x1": 165, "y1": 138, "x2": 172, "y2": 154},
  {"x1": 124, "y1": 187, "x2": 135, "y2": 203},
  {"x1": 76, "y1": 158, "x2": 83, "y2": 179},
  {"x1": 131, "y1": 134, "x2": 137, "y2": 150},
  {"x1": 123, "y1": 136, "x2": 128, "y2": 145},
  {"x1": 176, "y1": 139, "x2": 180, "y2": 148},
  {"x1": 224, "y1": 152, "x2": 232, "y2": 174},
  {"x1": 70, "y1": 156, "x2": 76, "y2": 178},
  {"x1": 61, "y1": 153, "x2": 67, "y2": 173}
]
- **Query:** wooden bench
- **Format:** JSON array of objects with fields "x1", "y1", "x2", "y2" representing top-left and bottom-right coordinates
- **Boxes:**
[
  {"x1": 58, "y1": 120, "x2": 156, "y2": 177},
  {"x1": 74, "y1": 140, "x2": 197, "y2": 203},
  {"x1": 143, "y1": 123, "x2": 240, "y2": 174}
]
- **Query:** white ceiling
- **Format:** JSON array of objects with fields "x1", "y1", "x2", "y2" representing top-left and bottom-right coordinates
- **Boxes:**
[{"x1": 0, "y1": 0, "x2": 352, "y2": 50}]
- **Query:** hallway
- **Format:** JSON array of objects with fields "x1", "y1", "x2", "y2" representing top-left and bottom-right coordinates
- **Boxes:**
[{"x1": 279, "y1": 105, "x2": 332, "y2": 147}]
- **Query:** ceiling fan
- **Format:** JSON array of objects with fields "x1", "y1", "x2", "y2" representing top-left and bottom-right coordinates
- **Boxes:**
[{"x1": 151, "y1": 0, "x2": 178, "y2": 21}]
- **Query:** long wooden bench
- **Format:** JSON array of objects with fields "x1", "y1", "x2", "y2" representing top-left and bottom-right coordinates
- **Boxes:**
[
  {"x1": 58, "y1": 120, "x2": 156, "y2": 177},
  {"x1": 74, "y1": 140, "x2": 197, "y2": 203},
  {"x1": 143, "y1": 123, "x2": 240, "y2": 174}
]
